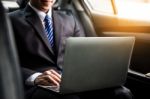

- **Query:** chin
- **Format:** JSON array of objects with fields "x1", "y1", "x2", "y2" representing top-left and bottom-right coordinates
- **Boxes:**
[{"x1": 41, "y1": 7, "x2": 51, "y2": 12}]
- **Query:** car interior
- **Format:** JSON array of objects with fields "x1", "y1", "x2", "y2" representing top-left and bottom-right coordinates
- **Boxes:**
[
  {"x1": 0, "y1": 0, "x2": 150, "y2": 99},
  {"x1": 0, "y1": 1, "x2": 23, "y2": 99}
]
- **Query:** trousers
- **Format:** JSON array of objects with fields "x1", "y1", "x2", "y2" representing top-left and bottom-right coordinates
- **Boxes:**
[{"x1": 25, "y1": 86, "x2": 133, "y2": 99}]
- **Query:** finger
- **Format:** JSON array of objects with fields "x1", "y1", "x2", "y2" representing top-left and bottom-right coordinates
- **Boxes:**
[
  {"x1": 44, "y1": 70, "x2": 61, "y2": 83},
  {"x1": 46, "y1": 75, "x2": 60, "y2": 86},
  {"x1": 44, "y1": 69, "x2": 61, "y2": 79},
  {"x1": 50, "y1": 73, "x2": 61, "y2": 83},
  {"x1": 35, "y1": 77, "x2": 51, "y2": 86},
  {"x1": 35, "y1": 75, "x2": 59, "y2": 86},
  {"x1": 50, "y1": 69, "x2": 61, "y2": 79},
  {"x1": 44, "y1": 70, "x2": 51, "y2": 75}
]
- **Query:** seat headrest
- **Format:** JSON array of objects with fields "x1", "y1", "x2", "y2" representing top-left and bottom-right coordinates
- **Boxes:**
[{"x1": 17, "y1": 0, "x2": 29, "y2": 9}]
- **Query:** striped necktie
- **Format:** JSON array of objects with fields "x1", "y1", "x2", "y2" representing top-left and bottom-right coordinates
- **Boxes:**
[{"x1": 44, "y1": 15, "x2": 54, "y2": 47}]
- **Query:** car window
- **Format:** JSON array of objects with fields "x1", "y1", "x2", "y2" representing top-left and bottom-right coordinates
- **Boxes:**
[
  {"x1": 84, "y1": 0, "x2": 114, "y2": 14},
  {"x1": 85, "y1": 0, "x2": 150, "y2": 21}
]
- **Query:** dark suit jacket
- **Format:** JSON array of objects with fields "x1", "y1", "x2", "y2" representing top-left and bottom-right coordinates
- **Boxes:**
[{"x1": 9, "y1": 5, "x2": 85, "y2": 83}]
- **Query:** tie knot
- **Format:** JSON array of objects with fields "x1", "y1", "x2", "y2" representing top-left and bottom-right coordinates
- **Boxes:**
[{"x1": 44, "y1": 15, "x2": 51, "y2": 22}]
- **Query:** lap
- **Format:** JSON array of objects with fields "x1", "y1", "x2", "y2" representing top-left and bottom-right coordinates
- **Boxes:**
[
  {"x1": 25, "y1": 86, "x2": 133, "y2": 99},
  {"x1": 78, "y1": 86, "x2": 133, "y2": 99},
  {"x1": 25, "y1": 86, "x2": 79, "y2": 99}
]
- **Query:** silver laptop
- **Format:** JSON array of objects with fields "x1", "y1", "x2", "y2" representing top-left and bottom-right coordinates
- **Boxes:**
[{"x1": 39, "y1": 37, "x2": 135, "y2": 94}]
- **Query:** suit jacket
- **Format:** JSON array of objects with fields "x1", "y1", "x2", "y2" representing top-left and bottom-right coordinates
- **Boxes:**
[{"x1": 9, "y1": 5, "x2": 85, "y2": 83}]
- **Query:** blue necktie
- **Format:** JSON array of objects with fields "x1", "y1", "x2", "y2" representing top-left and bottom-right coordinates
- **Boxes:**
[{"x1": 44, "y1": 15, "x2": 54, "y2": 47}]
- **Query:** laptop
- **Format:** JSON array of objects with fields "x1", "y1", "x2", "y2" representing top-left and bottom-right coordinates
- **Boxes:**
[{"x1": 38, "y1": 37, "x2": 135, "y2": 94}]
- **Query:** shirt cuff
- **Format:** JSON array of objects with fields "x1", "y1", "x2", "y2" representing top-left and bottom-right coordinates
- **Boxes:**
[{"x1": 25, "y1": 72, "x2": 42, "y2": 86}]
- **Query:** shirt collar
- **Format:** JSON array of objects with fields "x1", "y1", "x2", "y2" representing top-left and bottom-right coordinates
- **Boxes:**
[{"x1": 28, "y1": 2, "x2": 52, "y2": 22}]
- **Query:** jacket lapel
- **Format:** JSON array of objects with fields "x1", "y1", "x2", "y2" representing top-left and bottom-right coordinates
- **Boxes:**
[{"x1": 24, "y1": 5, "x2": 55, "y2": 55}]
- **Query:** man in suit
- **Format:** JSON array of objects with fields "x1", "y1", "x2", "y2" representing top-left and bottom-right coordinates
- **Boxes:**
[{"x1": 9, "y1": 0, "x2": 133, "y2": 99}]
